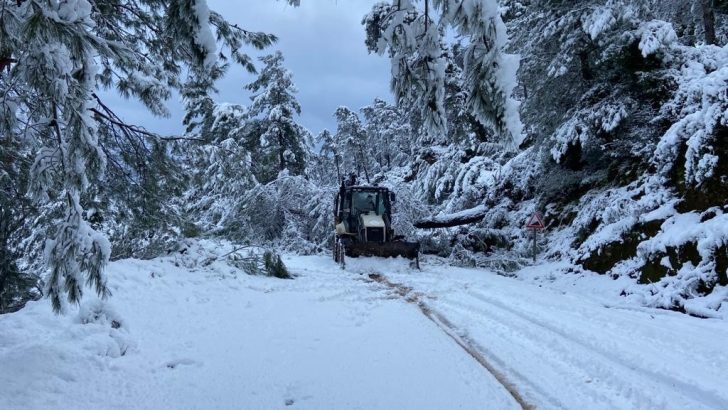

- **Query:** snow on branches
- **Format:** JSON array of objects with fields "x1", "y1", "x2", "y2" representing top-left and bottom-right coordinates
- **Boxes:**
[
  {"x1": 245, "y1": 52, "x2": 309, "y2": 178},
  {"x1": 656, "y1": 44, "x2": 728, "y2": 186},
  {"x1": 0, "y1": 0, "x2": 292, "y2": 312},
  {"x1": 363, "y1": 0, "x2": 522, "y2": 148}
]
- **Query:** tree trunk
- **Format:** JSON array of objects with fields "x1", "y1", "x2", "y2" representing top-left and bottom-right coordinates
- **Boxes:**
[
  {"x1": 578, "y1": 50, "x2": 593, "y2": 81},
  {"x1": 424, "y1": 0, "x2": 429, "y2": 31},
  {"x1": 414, "y1": 205, "x2": 487, "y2": 229},
  {"x1": 278, "y1": 127, "x2": 285, "y2": 172},
  {"x1": 701, "y1": 0, "x2": 717, "y2": 45},
  {"x1": 358, "y1": 145, "x2": 370, "y2": 183},
  {"x1": 334, "y1": 152, "x2": 341, "y2": 183}
]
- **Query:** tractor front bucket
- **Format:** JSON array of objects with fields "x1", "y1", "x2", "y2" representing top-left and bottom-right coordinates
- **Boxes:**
[{"x1": 344, "y1": 240, "x2": 420, "y2": 261}]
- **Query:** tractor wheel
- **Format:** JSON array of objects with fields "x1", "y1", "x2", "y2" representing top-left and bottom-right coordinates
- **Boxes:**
[
  {"x1": 334, "y1": 237, "x2": 346, "y2": 269},
  {"x1": 338, "y1": 243, "x2": 346, "y2": 269},
  {"x1": 333, "y1": 238, "x2": 340, "y2": 263}
]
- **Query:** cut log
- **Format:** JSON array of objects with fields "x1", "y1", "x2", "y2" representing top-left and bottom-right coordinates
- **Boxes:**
[{"x1": 414, "y1": 205, "x2": 487, "y2": 229}]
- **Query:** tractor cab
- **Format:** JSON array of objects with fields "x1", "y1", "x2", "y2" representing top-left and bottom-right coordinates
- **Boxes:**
[
  {"x1": 333, "y1": 177, "x2": 418, "y2": 267},
  {"x1": 335, "y1": 186, "x2": 393, "y2": 243}
]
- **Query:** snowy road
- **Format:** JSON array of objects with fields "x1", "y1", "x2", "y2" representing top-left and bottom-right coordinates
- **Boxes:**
[
  {"x1": 1, "y1": 242, "x2": 727, "y2": 409},
  {"x1": 0, "y1": 243, "x2": 517, "y2": 410},
  {"x1": 336, "y1": 256, "x2": 728, "y2": 410}
]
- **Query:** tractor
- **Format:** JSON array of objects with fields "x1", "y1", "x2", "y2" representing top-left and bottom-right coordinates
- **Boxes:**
[{"x1": 332, "y1": 178, "x2": 420, "y2": 268}]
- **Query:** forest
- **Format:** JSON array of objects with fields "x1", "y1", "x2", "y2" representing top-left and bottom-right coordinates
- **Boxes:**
[{"x1": 1, "y1": 0, "x2": 727, "y2": 320}]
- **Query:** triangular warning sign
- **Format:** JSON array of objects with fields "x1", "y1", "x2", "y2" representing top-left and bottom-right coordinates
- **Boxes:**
[{"x1": 525, "y1": 212, "x2": 545, "y2": 230}]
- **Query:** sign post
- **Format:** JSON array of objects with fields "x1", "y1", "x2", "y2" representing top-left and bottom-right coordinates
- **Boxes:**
[{"x1": 525, "y1": 212, "x2": 546, "y2": 262}]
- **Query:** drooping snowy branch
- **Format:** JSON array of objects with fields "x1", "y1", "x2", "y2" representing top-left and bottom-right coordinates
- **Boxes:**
[
  {"x1": 363, "y1": 0, "x2": 523, "y2": 148},
  {"x1": 655, "y1": 45, "x2": 728, "y2": 186},
  {"x1": 0, "y1": 0, "x2": 290, "y2": 312}
]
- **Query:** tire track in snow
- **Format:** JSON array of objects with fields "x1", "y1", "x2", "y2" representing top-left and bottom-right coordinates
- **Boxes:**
[
  {"x1": 441, "y1": 297, "x2": 660, "y2": 409},
  {"x1": 366, "y1": 273, "x2": 535, "y2": 410},
  {"x1": 366, "y1": 272, "x2": 728, "y2": 410},
  {"x1": 459, "y1": 290, "x2": 728, "y2": 410}
]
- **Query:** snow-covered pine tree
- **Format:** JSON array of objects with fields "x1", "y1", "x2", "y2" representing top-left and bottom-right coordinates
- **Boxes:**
[
  {"x1": 0, "y1": 0, "x2": 292, "y2": 312},
  {"x1": 334, "y1": 106, "x2": 372, "y2": 182},
  {"x1": 363, "y1": 0, "x2": 523, "y2": 147},
  {"x1": 238, "y1": 172, "x2": 334, "y2": 252},
  {"x1": 178, "y1": 102, "x2": 261, "y2": 239},
  {"x1": 360, "y1": 98, "x2": 412, "y2": 172},
  {"x1": 466, "y1": 0, "x2": 728, "y2": 313},
  {"x1": 245, "y1": 52, "x2": 310, "y2": 182},
  {"x1": 0, "y1": 136, "x2": 40, "y2": 313},
  {"x1": 316, "y1": 129, "x2": 343, "y2": 184},
  {"x1": 178, "y1": 50, "x2": 321, "y2": 246},
  {"x1": 361, "y1": 38, "x2": 503, "y2": 210},
  {"x1": 88, "y1": 103, "x2": 190, "y2": 261}
]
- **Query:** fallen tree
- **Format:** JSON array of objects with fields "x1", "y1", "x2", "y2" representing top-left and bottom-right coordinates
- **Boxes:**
[{"x1": 414, "y1": 205, "x2": 487, "y2": 229}]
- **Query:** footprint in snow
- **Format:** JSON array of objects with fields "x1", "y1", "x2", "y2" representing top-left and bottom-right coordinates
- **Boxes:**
[{"x1": 164, "y1": 358, "x2": 201, "y2": 369}]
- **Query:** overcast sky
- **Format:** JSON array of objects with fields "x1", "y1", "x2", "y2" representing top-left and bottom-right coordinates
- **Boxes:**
[{"x1": 108, "y1": 0, "x2": 393, "y2": 137}]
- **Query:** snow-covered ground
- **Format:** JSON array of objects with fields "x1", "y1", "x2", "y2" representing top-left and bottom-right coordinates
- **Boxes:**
[
  {"x1": 1, "y1": 241, "x2": 726, "y2": 409},
  {"x1": 0, "y1": 242, "x2": 516, "y2": 410},
  {"x1": 347, "y1": 257, "x2": 728, "y2": 409}
]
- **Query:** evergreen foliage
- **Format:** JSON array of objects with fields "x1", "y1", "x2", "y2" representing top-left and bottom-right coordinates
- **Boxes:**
[
  {"x1": 245, "y1": 52, "x2": 310, "y2": 181},
  {"x1": 228, "y1": 248, "x2": 291, "y2": 279},
  {"x1": 0, "y1": 135, "x2": 40, "y2": 313},
  {"x1": 363, "y1": 0, "x2": 523, "y2": 146},
  {"x1": 177, "y1": 51, "x2": 315, "y2": 247},
  {"x1": 361, "y1": 98, "x2": 412, "y2": 171},
  {"x1": 2, "y1": 0, "x2": 727, "y2": 317},
  {"x1": 0, "y1": 0, "x2": 293, "y2": 312},
  {"x1": 334, "y1": 106, "x2": 372, "y2": 182}
]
